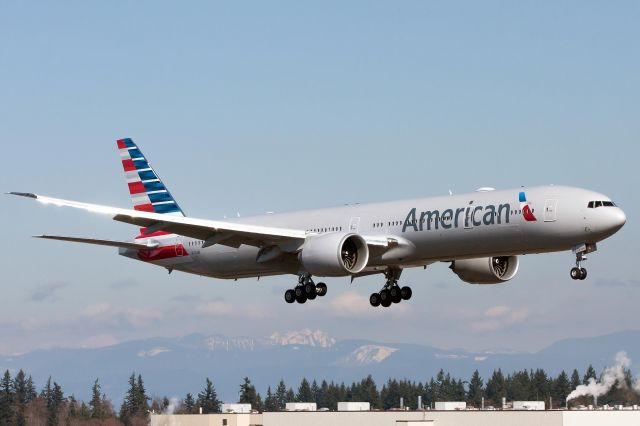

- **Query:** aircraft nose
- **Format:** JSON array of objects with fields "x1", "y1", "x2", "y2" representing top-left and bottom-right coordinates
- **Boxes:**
[{"x1": 607, "y1": 208, "x2": 626, "y2": 233}]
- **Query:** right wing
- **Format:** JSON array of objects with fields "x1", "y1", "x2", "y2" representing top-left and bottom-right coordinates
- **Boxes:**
[{"x1": 34, "y1": 235, "x2": 160, "y2": 250}]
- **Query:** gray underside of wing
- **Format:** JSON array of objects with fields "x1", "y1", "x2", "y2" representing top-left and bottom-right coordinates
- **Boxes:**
[{"x1": 34, "y1": 235, "x2": 159, "y2": 250}]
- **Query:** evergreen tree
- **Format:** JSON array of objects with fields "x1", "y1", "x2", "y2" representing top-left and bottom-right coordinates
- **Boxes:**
[
  {"x1": 135, "y1": 374, "x2": 150, "y2": 416},
  {"x1": 310, "y1": 380, "x2": 321, "y2": 405},
  {"x1": 508, "y1": 370, "x2": 532, "y2": 401},
  {"x1": 531, "y1": 368, "x2": 550, "y2": 402},
  {"x1": 90, "y1": 378, "x2": 104, "y2": 419},
  {"x1": 238, "y1": 377, "x2": 262, "y2": 410},
  {"x1": 264, "y1": 387, "x2": 278, "y2": 411},
  {"x1": 467, "y1": 370, "x2": 484, "y2": 407},
  {"x1": 12, "y1": 370, "x2": 27, "y2": 426},
  {"x1": 67, "y1": 395, "x2": 78, "y2": 419},
  {"x1": 485, "y1": 369, "x2": 506, "y2": 406},
  {"x1": 274, "y1": 380, "x2": 288, "y2": 411},
  {"x1": 0, "y1": 370, "x2": 13, "y2": 426},
  {"x1": 354, "y1": 376, "x2": 378, "y2": 408},
  {"x1": 296, "y1": 378, "x2": 314, "y2": 403},
  {"x1": 25, "y1": 376, "x2": 36, "y2": 403},
  {"x1": 45, "y1": 379, "x2": 65, "y2": 426},
  {"x1": 317, "y1": 380, "x2": 331, "y2": 410},
  {"x1": 381, "y1": 379, "x2": 401, "y2": 409},
  {"x1": 119, "y1": 373, "x2": 149, "y2": 423},
  {"x1": 285, "y1": 388, "x2": 295, "y2": 404},
  {"x1": 183, "y1": 393, "x2": 195, "y2": 414},
  {"x1": 554, "y1": 371, "x2": 571, "y2": 408},
  {"x1": 583, "y1": 365, "x2": 597, "y2": 385},
  {"x1": 570, "y1": 369, "x2": 581, "y2": 390},
  {"x1": 197, "y1": 378, "x2": 221, "y2": 414}
]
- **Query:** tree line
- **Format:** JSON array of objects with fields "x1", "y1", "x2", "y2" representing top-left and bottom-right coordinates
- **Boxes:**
[{"x1": 1, "y1": 364, "x2": 639, "y2": 424}]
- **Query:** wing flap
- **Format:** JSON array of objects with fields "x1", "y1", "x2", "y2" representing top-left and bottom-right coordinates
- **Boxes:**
[{"x1": 34, "y1": 235, "x2": 159, "y2": 250}]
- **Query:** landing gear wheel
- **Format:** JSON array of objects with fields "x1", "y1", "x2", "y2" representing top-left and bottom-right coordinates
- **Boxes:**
[
  {"x1": 369, "y1": 293, "x2": 381, "y2": 307},
  {"x1": 390, "y1": 286, "x2": 402, "y2": 304},
  {"x1": 400, "y1": 286, "x2": 412, "y2": 300},
  {"x1": 304, "y1": 283, "x2": 316, "y2": 300},
  {"x1": 296, "y1": 293, "x2": 307, "y2": 304},
  {"x1": 284, "y1": 289, "x2": 296, "y2": 304},
  {"x1": 316, "y1": 282, "x2": 327, "y2": 297},
  {"x1": 579, "y1": 268, "x2": 587, "y2": 280},
  {"x1": 381, "y1": 296, "x2": 392, "y2": 308},
  {"x1": 295, "y1": 287, "x2": 305, "y2": 298},
  {"x1": 379, "y1": 289, "x2": 391, "y2": 304},
  {"x1": 570, "y1": 267, "x2": 581, "y2": 280}
]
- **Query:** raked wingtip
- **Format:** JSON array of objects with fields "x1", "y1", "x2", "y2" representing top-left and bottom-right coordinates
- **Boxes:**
[{"x1": 7, "y1": 192, "x2": 37, "y2": 199}]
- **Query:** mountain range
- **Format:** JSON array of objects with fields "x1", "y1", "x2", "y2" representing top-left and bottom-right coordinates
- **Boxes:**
[{"x1": 2, "y1": 328, "x2": 639, "y2": 406}]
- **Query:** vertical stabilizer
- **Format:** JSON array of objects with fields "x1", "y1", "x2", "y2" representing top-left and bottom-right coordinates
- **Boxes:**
[{"x1": 117, "y1": 138, "x2": 185, "y2": 216}]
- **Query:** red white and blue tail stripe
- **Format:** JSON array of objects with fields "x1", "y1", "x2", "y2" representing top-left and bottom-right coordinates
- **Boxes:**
[{"x1": 117, "y1": 138, "x2": 185, "y2": 217}]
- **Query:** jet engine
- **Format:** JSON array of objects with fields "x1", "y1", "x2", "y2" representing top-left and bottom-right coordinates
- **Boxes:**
[
  {"x1": 450, "y1": 256, "x2": 519, "y2": 284},
  {"x1": 299, "y1": 233, "x2": 369, "y2": 276}
]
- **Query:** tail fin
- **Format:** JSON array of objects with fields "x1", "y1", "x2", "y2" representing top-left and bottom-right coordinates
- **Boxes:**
[{"x1": 117, "y1": 138, "x2": 185, "y2": 216}]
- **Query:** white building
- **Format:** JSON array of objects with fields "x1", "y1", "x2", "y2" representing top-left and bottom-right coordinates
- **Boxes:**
[
  {"x1": 221, "y1": 403, "x2": 252, "y2": 413},
  {"x1": 337, "y1": 401, "x2": 370, "y2": 411},
  {"x1": 151, "y1": 409, "x2": 640, "y2": 426},
  {"x1": 285, "y1": 402, "x2": 316, "y2": 411}
]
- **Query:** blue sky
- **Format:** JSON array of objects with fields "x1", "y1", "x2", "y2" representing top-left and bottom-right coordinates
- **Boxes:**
[{"x1": 1, "y1": 1, "x2": 639, "y2": 355}]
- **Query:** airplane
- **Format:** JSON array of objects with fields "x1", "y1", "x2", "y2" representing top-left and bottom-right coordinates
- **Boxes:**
[{"x1": 9, "y1": 138, "x2": 626, "y2": 308}]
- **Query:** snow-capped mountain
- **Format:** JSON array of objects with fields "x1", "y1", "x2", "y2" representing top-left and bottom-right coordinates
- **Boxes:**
[{"x1": 2, "y1": 330, "x2": 639, "y2": 408}]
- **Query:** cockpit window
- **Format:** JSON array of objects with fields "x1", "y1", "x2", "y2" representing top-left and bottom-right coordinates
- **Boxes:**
[{"x1": 588, "y1": 200, "x2": 617, "y2": 208}]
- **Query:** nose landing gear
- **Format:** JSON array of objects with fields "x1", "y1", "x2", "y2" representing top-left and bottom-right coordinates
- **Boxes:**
[{"x1": 570, "y1": 245, "x2": 594, "y2": 280}]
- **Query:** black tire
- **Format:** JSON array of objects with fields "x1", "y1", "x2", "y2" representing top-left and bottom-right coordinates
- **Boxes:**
[
  {"x1": 379, "y1": 289, "x2": 391, "y2": 303},
  {"x1": 316, "y1": 282, "x2": 328, "y2": 297},
  {"x1": 295, "y1": 286, "x2": 305, "y2": 298},
  {"x1": 400, "y1": 286, "x2": 412, "y2": 300},
  {"x1": 390, "y1": 287, "x2": 402, "y2": 304},
  {"x1": 579, "y1": 268, "x2": 587, "y2": 280},
  {"x1": 381, "y1": 297, "x2": 392, "y2": 308},
  {"x1": 369, "y1": 293, "x2": 381, "y2": 307},
  {"x1": 570, "y1": 267, "x2": 581, "y2": 280},
  {"x1": 304, "y1": 282, "x2": 315, "y2": 295},
  {"x1": 296, "y1": 293, "x2": 307, "y2": 304},
  {"x1": 284, "y1": 289, "x2": 296, "y2": 304}
]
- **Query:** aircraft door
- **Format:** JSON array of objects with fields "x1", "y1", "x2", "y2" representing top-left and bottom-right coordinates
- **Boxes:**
[
  {"x1": 349, "y1": 217, "x2": 360, "y2": 232},
  {"x1": 175, "y1": 236, "x2": 185, "y2": 256},
  {"x1": 544, "y1": 199, "x2": 558, "y2": 222}
]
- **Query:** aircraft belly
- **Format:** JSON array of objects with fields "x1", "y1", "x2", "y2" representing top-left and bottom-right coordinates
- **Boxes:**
[{"x1": 193, "y1": 245, "x2": 297, "y2": 279}]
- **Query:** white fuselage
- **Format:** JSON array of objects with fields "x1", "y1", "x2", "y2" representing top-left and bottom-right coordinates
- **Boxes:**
[{"x1": 120, "y1": 185, "x2": 626, "y2": 280}]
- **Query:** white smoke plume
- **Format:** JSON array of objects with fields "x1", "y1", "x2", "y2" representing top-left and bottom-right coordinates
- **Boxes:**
[
  {"x1": 163, "y1": 397, "x2": 180, "y2": 415},
  {"x1": 566, "y1": 351, "x2": 635, "y2": 404}
]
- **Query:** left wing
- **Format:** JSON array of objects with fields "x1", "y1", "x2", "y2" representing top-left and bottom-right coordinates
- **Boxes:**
[{"x1": 9, "y1": 192, "x2": 306, "y2": 250}]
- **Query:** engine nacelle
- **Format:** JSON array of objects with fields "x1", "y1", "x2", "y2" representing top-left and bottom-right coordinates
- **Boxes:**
[
  {"x1": 450, "y1": 256, "x2": 519, "y2": 284},
  {"x1": 299, "y1": 233, "x2": 369, "y2": 277}
]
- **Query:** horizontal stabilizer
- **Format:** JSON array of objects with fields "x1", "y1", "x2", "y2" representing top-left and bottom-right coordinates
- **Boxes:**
[{"x1": 34, "y1": 235, "x2": 159, "y2": 250}]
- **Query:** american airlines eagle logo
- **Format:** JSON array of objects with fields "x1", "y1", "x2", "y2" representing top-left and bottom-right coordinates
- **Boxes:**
[{"x1": 519, "y1": 191, "x2": 537, "y2": 222}]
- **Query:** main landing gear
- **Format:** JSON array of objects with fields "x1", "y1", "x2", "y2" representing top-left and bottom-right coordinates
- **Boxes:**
[
  {"x1": 284, "y1": 275, "x2": 328, "y2": 304},
  {"x1": 369, "y1": 268, "x2": 412, "y2": 308}
]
